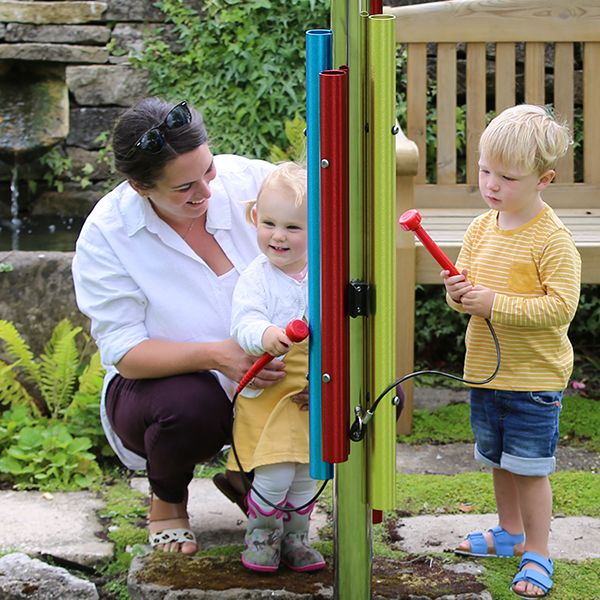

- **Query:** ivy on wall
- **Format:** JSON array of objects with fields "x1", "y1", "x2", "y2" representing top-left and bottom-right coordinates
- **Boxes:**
[{"x1": 135, "y1": 0, "x2": 330, "y2": 160}]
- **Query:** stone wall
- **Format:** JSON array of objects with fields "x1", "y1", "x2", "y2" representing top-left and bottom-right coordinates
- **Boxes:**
[
  {"x1": 0, "y1": 251, "x2": 87, "y2": 355},
  {"x1": 0, "y1": 1, "x2": 199, "y2": 220}
]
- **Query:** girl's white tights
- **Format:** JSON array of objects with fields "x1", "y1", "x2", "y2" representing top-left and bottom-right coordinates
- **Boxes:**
[{"x1": 251, "y1": 462, "x2": 315, "y2": 513}]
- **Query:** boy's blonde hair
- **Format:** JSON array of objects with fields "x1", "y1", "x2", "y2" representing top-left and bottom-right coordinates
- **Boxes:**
[
  {"x1": 479, "y1": 104, "x2": 572, "y2": 175},
  {"x1": 246, "y1": 161, "x2": 307, "y2": 222}
]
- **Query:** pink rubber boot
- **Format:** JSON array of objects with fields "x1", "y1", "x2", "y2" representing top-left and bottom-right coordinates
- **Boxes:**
[
  {"x1": 241, "y1": 492, "x2": 284, "y2": 572},
  {"x1": 281, "y1": 502, "x2": 326, "y2": 572}
]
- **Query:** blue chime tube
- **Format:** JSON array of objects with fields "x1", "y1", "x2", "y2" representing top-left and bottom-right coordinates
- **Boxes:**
[{"x1": 306, "y1": 28, "x2": 334, "y2": 480}]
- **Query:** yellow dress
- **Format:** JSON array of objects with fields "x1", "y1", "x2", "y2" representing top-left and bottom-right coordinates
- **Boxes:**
[{"x1": 227, "y1": 338, "x2": 309, "y2": 472}]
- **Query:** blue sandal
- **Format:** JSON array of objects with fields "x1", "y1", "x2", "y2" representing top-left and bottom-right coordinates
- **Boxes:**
[
  {"x1": 455, "y1": 525, "x2": 525, "y2": 557},
  {"x1": 511, "y1": 551, "x2": 554, "y2": 598}
]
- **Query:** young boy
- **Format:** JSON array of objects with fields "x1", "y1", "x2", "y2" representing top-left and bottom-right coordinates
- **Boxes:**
[{"x1": 443, "y1": 105, "x2": 581, "y2": 598}]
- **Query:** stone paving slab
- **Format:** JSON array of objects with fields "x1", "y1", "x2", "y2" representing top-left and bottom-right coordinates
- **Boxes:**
[
  {"x1": 392, "y1": 513, "x2": 600, "y2": 561},
  {"x1": 0, "y1": 489, "x2": 112, "y2": 565}
]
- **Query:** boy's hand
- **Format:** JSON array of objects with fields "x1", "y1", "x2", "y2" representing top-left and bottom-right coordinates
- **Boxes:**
[
  {"x1": 442, "y1": 268, "x2": 472, "y2": 303},
  {"x1": 461, "y1": 285, "x2": 495, "y2": 318},
  {"x1": 262, "y1": 325, "x2": 292, "y2": 357}
]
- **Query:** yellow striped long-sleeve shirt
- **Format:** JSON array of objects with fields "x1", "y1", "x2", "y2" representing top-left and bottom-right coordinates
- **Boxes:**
[{"x1": 448, "y1": 203, "x2": 581, "y2": 391}]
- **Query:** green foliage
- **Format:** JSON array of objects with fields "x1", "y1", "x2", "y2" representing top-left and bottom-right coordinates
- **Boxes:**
[
  {"x1": 395, "y1": 471, "x2": 600, "y2": 517},
  {"x1": 412, "y1": 284, "x2": 600, "y2": 390},
  {"x1": 399, "y1": 403, "x2": 473, "y2": 445},
  {"x1": 269, "y1": 113, "x2": 307, "y2": 163},
  {"x1": 0, "y1": 421, "x2": 102, "y2": 491},
  {"x1": 33, "y1": 131, "x2": 117, "y2": 194},
  {"x1": 570, "y1": 284, "x2": 600, "y2": 350},
  {"x1": 0, "y1": 319, "x2": 109, "y2": 490},
  {"x1": 479, "y1": 556, "x2": 600, "y2": 600},
  {"x1": 99, "y1": 482, "x2": 148, "y2": 577},
  {"x1": 36, "y1": 147, "x2": 93, "y2": 192},
  {"x1": 400, "y1": 394, "x2": 600, "y2": 450},
  {"x1": 134, "y1": 0, "x2": 329, "y2": 159},
  {"x1": 413, "y1": 284, "x2": 468, "y2": 371},
  {"x1": 560, "y1": 395, "x2": 600, "y2": 452}
]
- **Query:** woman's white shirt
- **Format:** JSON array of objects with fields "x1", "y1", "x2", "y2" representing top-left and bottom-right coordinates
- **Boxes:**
[{"x1": 72, "y1": 154, "x2": 274, "y2": 469}]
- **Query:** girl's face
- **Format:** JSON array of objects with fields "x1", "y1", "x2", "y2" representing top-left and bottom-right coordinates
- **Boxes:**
[
  {"x1": 478, "y1": 154, "x2": 554, "y2": 220},
  {"x1": 253, "y1": 186, "x2": 307, "y2": 275},
  {"x1": 134, "y1": 144, "x2": 217, "y2": 225}
]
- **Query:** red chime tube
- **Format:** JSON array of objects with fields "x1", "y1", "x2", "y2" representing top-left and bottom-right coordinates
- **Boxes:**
[
  {"x1": 370, "y1": 0, "x2": 383, "y2": 14},
  {"x1": 319, "y1": 69, "x2": 349, "y2": 463}
]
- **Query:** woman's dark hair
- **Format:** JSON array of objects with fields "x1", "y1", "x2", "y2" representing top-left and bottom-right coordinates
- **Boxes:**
[{"x1": 112, "y1": 97, "x2": 208, "y2": 189}]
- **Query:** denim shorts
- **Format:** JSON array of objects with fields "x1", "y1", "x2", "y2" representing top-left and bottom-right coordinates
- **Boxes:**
[{"x1": 469, "y1": 388, "x2": 563, "y2": 476}]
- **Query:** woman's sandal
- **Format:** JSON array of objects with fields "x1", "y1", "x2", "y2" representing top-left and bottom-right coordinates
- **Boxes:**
[
  {"x1": 148, "y1": 493, "x2": 197, "y2": 554},
  {"x1": 510, "y1": 551, "x2": 553, "y2": 598},
  {"x1": 455, "y1": 525, "x2": 525, "y2": 557}
]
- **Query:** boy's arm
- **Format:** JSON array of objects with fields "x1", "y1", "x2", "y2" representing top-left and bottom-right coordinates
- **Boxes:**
[{"x1": 491, "y1": 231, "x2": 581, "y2": 327}]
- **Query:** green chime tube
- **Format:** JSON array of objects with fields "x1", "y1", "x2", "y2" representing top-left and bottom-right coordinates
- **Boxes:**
[{"x1": 367, "y1": 13, "x2": 397, "y2": 511}]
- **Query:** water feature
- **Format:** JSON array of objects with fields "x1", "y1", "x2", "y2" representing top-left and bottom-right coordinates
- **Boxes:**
[
  {"x1": 9, "y1": 164, "x2": 21, "y2": 249},
  {"x1": 0, "y1": 62, "x2": 70, "y2": 250}
]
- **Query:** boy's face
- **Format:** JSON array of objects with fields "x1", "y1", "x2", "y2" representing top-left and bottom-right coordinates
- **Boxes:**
[
  {"x1": 478, "y1": 154, "x2": 554, "y2": 218},
  {"x1": 253, "y1": 186, "x2": 307, "y2": 275}
]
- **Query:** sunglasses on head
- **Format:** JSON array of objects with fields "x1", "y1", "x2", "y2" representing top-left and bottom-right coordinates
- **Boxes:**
[{"x1": 123, "y1": 101, "x2": 192, "y2": 159}]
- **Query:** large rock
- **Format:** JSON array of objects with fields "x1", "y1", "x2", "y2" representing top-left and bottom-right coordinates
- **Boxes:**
[
  {"x1": 5, "y1": 23, "x2": 111, "y2": 44},
  {"x1": 0, "y1": 1, "x2": 107, "y2": 25},
  {"x1": 0, "y1": 66, "x2": 68, "y2": 163},
  {"x1": 67, "y1": 107, "x2": 124, "y2": 149},
  {"x1": 0, "y1": 251, "x2": 89, "y2": 355},
  {"x1": 104, "y1": 0, "x2": 164, "y2": 22},
  {"x1": 0, "y1": 552, "x2": 98, "y2": 600},
  {"x1": 67, "y1": 65, "x2": 149, "y2": 106},
  {"x1": 0, "y1": 42, "x2": 108, "y2": 63}
]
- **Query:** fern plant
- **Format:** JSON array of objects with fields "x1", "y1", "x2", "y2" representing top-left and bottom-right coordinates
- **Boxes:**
[
  {"x1": 0, "y1": 319, "x2": 108, "y2": 490},
  {"x1": 269, "y1": 113, "x2": 307, "y2": 164},
  {"x1": 0, "y1": 319, "x2": 97, "y2": 418}
]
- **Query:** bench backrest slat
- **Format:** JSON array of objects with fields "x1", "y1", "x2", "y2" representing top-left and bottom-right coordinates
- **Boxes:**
[
  {"x1": 389, "y1": 0, "x2": 600, "y2": 209},
  {"x1": 388, "y1": 1, "x2": 600, "y2": 44},
  {"x1": 554, "y1": 42, "x2": 575, "y2": 183},
  {"x1": 584, "y1": 43, "x2": 600, "y2": 183}
]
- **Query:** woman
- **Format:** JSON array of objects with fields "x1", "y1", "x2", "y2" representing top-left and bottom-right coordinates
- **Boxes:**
[{"x1": 72, "y1": 97, "x2": 286, "y2": 555}]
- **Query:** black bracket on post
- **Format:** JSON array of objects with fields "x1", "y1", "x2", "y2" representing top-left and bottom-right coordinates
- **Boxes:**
[{"x1": 347, "y1": 280, "x2": 372, "y2": 318}]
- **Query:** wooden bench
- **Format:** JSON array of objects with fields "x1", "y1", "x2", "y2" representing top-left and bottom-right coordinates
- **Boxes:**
[{"x1": 388, "y1": 0, "x2": 600, "y2": 433}]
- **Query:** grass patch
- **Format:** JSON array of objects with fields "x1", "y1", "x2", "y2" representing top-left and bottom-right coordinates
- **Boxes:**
[
  {"x1": 560, "y1": 395, "x2": 600, "y2": 452},
  {"x1": 399, "y1": 394, "x2": 600, "y2": 451},
  {"x1": 399, "y1": 402, "x2": 473, "y2": 444},
  {"x1": 96, "y1": 481, "x2": 148, "y2": 596},
  {"x1": 395, "y1": 472, "x2": 600, "y2": 517},
  {"x1": 480, "y1": 556, "x2": 600, "y2": 600}
]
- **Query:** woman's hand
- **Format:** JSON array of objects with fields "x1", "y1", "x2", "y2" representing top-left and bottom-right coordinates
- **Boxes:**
[
  {"x1": 213, "y1": 338, "x2": 286, "y2": 388},
  {"x1": 291, "y1": 386, "x2": 309, "y2": 411}
]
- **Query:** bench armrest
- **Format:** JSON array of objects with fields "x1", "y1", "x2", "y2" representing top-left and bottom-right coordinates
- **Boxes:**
[{"x1": 395, "y1": 121, "x2": 419, "y2": 176}]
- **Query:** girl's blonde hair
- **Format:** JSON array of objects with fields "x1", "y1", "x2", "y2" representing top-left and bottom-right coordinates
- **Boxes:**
[
  {"x1": 479, "y1": 104, "x2": 572, "y2": 175},
  {"x1": 245, "y1": 161, "x2": 307, "y2": 222}
]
